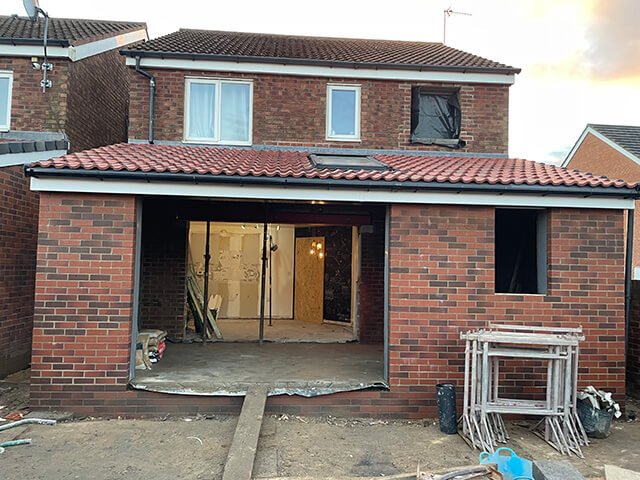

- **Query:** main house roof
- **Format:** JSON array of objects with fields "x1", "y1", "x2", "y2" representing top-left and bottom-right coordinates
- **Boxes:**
[
  {"x1": 121, "y1": 29, "x2": 520, "y2": 75},
  {"x1": 26, "y1": 143, "x2": 637, "y2": 196},
  {"x1": 0, "y1": 15, "x2": 146, "y2": 47},
  {"x1": 589, "y1": 124, "x2": 640, "y2": 159}
]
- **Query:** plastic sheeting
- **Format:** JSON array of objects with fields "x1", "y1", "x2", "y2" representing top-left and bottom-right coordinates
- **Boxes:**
[{"x1": 410, "y1": 88, "x2": 462, "y2": 147}]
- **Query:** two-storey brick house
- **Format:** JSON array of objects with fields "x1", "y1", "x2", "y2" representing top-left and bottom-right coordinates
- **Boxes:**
[
  {"x1": 0, "y1": 15, "x2": 146, "y2": 377},
  {"x1": 24, "y1": 30, "x2": 637, "y2": 417}
]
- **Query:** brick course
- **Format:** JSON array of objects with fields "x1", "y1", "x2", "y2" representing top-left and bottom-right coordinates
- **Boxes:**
[
  {"x1": 129, "y1": 69, "x2": 509, "y2": 154},
  {"x1": 0, "y1": 165, "x2": 39, "y2": 376},
  {"x1": 30, "y1": 194, "x2": 627, "y2": 417}
]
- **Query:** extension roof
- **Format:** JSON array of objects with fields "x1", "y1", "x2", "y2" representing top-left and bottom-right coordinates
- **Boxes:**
[
  {"x1": 122, "y1": 29, "x2": 520, "y2": 75},
  {"x1": 0, "y1": 15, "x2": 146, "y2": 47},
  {"x1": 26, "y1": 143, "x2": 637, "y2": 196}
]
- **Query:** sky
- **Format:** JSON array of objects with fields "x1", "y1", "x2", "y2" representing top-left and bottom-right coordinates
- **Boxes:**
[{"x1": 2, "y1": 0, "x2": 639, "y2": 163}]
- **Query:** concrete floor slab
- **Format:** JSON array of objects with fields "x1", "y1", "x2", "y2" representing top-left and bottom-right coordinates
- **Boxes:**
[
  {"x1": 131, "y1": 343, "x2": 385, "y2": 396},
  {"x1": 215, "y1": 319, "x2": 354, "y2": 343}
]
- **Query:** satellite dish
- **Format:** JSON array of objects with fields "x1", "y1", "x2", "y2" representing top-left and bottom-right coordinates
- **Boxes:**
[{"x1": 23, "y1": 0, "x2": 40, "y2": 19}]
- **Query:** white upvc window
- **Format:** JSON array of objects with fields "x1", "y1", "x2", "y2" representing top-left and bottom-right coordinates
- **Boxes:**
[
  {"x1": 0, "y1": 71, "x2": 13, "y2": 132},
  {"x1": 326, "y1": 84, "x2": 361, "y2": 141},
  {"x1": 184, "y1": 78, "x2": 253, "y2": 145}
]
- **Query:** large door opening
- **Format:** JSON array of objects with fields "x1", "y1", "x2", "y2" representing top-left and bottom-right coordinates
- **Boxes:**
[{"x1": 130, "y1": 198, "x2": 386, "y2": 396}]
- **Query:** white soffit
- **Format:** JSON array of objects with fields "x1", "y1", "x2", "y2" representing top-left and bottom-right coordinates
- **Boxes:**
[
  {"x1": 125, "y1": 57, "x2": 516, "y2": 85},
  {"x1": 0, "y1": 29, "x2": 147, "y2": 62},
  {"x1": 29, "y1": 177, "x2": 635, "y2": 210}
]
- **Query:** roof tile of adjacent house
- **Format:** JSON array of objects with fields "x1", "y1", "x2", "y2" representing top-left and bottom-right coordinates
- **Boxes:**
[
  {"x1": 589, "y1": 124, "x2": 640, "y2": 159},
  {"x1": 30, "y1": 143, "x2": 636, "y2": 190},
  {"x1": 122, "y1": 29, "x2": 520, "y2": 74},
  {"x1": 0, "y1": 15, "x2": 146, "y2": 46}
]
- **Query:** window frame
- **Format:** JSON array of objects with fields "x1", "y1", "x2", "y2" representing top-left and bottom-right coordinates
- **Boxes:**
[
  {"x1": 494, "y1": 207, "x2": 548, "y2": 295},
  {"x1": 410, "y1": 86, "x2": 462, "y2": 146},
  {"x1": 0, "y1": 71, "x2": 13, "y2": 132},
  {"x1": 326, "y1": 84, "x2": 361, "y2": 142},
  {"x1": 183, "y1": 77, "x2": 253, "y2": 146}
]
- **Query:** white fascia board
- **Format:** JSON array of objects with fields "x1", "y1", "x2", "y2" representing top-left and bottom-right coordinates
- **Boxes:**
[
  {"x1": 125, "y1": 57, "x2": 515, "y2": 85},
  {"x1": 0, "y1": 44, "x2": 70, "y2": 58},
  {"x1": 563, "y1": 126, "x2": 640, "y2": 168},
  {"x1": 0, "y1": 149, "x2": 67, "y2": 168},
  {"x1": 29, "y1": 176, "x2": 634, "y2": 210},
  {"x1": 69, "y1": 29, "x2": 148, "y2": 61},
  {"x1": 0, "y1": 29, "x2": 147, "y2": 62}
]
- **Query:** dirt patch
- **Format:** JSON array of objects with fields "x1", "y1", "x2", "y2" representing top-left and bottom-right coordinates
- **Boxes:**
[{"x1": 0, "y1": 369, "x2": 30, "y2": 417}]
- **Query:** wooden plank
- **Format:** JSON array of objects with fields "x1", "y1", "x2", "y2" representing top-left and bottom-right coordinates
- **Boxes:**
[{"x1": 222, "y1": 386, "x2": 269, "y2": 480}]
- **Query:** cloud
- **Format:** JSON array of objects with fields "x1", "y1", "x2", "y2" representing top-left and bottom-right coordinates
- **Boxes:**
[{"x1": 585, "y1": 0, "x2": 640, "y2": 80}]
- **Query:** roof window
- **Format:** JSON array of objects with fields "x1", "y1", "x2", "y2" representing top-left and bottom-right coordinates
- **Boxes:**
[{"x1": 309, "y1": 154, "x2": 388, "y2": 170}]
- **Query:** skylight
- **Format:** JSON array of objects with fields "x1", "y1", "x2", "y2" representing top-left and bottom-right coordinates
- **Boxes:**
[{"x1": 309, "y1": 154, "x2": 389, "y2": 171}]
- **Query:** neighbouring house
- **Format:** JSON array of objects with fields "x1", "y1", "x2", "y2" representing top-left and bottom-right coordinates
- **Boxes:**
[
  {"x1": 562, "y1": 123, "x2": 640, "y2": 397},
  {"x1": 23, "y1": 30, "x2": 638, "y2": 417},
  {"x1": 0, "y1": 15, "x2": 147, "y2": 377}
]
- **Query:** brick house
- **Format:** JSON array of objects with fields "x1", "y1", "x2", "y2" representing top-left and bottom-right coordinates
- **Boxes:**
[
  {"x1": 562, "y1": 123, "x2": 640, "y2": 397},
  {"x1": 23, "y1": 30, "x2": 638, "y2": 417},
  {"x1": 0, "y1": 15, "x2": 146, "y2": 377}
]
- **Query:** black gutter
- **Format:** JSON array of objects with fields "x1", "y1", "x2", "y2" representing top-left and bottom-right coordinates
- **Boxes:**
[
  {"x1": 625, "y1": 209, "x2": 634, "y2": 369},
  {"x1": 134, "y1": 57, "x2": 155, "y2": 144},
  {"x1": 24, "y1": 166, "x2": 640, "y2": 199},
  {"x1": 120, "y1": 49, "x2": 521, "y2": 76},
  {"x1": 0, "y1": 37, "x2": 69, "y2": 47}
]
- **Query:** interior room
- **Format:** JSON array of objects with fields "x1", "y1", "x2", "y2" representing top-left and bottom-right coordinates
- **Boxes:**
[
  {"x1": 187, "y1": 221, "x2": 357, "y2": 343},
  {"x1": 130, "y1": 198, "x2": 387, "y2": 396}
]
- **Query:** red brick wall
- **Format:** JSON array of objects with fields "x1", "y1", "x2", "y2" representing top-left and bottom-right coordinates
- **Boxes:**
[
  {"x1": 629, "y1": 281, "x2": 640, "y2": 397},
  {"x1": 30, "y1": 198, "x2": 626, "y2": 417},
  {"x1": 1, "y1": 50, "x2": 130, "y2": 152},
  {"x1": 66, "y1": 49, "x2": 131, "y2": 152},
  {"x1": 139, "y1": 204, "x2": 187, "y2": 339},
  {"x1": 388, "y1": 205, "x2": 626, "y2": 401},
  {"x1": 0, "y1": 166, "x2": 39, "y2": 377},
  {"x1": 129, "y1": 68, "x2": 509, "y2": 154},
  {"x1": 359, "y1": 208, "x2": 386, "y2": 344},
  {"x1": 0, "y1": 57, "x2": 69, "y2": 133},
  {"x1": 30, "y1": 193, "x2": 136, "y2": 408}
]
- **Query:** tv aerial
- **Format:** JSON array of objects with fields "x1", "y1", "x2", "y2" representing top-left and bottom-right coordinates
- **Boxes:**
[
  {"x1": 443, "y1": 6, "x2": 472, "y2": 44},
  {"x1": 23, "y1": 0, "x2": 53, "y2": 93}
]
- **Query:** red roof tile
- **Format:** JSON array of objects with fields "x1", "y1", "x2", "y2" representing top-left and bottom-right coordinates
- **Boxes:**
[{"x1": 30, "y1": 143, "x2": 637, "y2": 191}]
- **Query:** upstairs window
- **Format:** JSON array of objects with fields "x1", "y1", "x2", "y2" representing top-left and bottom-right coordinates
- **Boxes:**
[
  {"x1": 184, "y1": 78, "x2": 252, "y2": 145},
  {"x1": 326, "y1": 84, "x2": 360, "y2": 141},
  {"x1": 0, "y1": 71, "x2": 13, "y2": 131},
  {"x1": 410, "y1": 87, "x2": 463, "y2": 148},
  {"x1": 495, "y1": 208, "x2": 548, "y2": 294}
]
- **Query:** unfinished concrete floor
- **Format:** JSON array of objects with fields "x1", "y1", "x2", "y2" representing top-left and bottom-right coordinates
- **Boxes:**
[
  {"x1": 131, "y1": 343, "x2": 385, "y2": 396},
  {"x1": 1, "y1": 415, "x2": 639, "y2": 480},
  {"x1": 215, "y1": 318, "x2": 354, "y2": 342}
]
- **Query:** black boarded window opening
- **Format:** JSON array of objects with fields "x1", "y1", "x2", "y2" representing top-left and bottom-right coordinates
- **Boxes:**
[
  {"x1": 495, "y1": 209, "x2": 547, "y2": 294},
  {"x1": 410, "y1": 87, "x2": 462, "y2": 147}
]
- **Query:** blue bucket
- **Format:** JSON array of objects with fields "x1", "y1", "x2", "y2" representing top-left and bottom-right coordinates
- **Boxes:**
[{"x1": 479, "y1": 448, "x2": 533, "y2": 480}]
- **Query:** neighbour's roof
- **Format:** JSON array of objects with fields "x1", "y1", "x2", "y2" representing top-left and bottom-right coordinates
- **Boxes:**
[
  {"x1": 26, "y1": 143, "x2": 636, "y2": 193},
  {"x1": 0, "y1": 138, "x2": 68, "y2": 155},
  {"x1": 122, "y1": 29, "x2": 520, "y2": 75},
  {"x1": 589, "y1": 124, "x2": 640, "y2": 159},
  {"x1": 0, "y1": 15, "x2": 146, "y2": 47}
]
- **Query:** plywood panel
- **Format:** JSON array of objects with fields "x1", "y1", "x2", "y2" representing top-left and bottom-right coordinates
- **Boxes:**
[{"x1": 294, "y1": 237, "x2": 325, "y2": 324}]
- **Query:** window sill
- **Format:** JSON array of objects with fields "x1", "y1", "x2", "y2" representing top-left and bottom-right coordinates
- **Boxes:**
[
  {"x1": 325, "y1": 137, "x2": 362, "y2": 143},
  {"x1": 494, "y1": 292, "x2": 547, "y2": 297},
  {"x1": 410, "y1": 137, "x2": 462, "y2": 147},
  {"x1": 183, "y1": 139, "x2": 252, "y2": 147}
]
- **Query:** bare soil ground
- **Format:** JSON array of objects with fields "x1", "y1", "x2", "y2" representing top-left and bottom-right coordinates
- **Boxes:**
[{"x1": 1, "y1": 371, "x2": 639, "y2": 480}]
